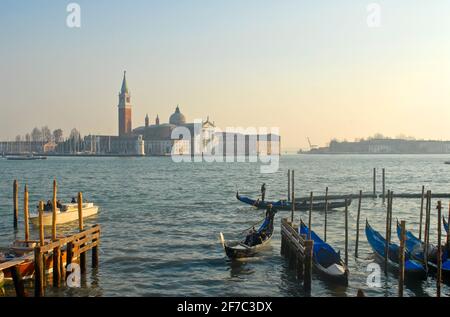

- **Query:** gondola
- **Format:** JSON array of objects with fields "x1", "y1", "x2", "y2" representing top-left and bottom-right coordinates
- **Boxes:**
[
  {"x1": 236, "y1": 192, "x2": 350, "y2": 211},
  {"x1": 395, "y1": 220, "x2": 450, "y2": 278},
  {"x1": 299, "y1": 221, "x2": 348, "y2": 285},
  {"x1": 220, "y1": 215, "x2": 274, "y2": 259},
  {"x1": 444, "y1": 217, "x2": 448, "y2": 234},
  {"x1": 365, "y1": 220, "x2": 426, "y2": 279}
]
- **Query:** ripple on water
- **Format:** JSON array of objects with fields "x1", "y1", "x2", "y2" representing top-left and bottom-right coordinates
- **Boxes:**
[{"x1": 1, "y1": 155, "x2": 450, "y2": 296}]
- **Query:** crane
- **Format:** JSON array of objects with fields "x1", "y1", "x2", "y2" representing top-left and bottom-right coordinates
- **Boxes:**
[{"x1": 307, "y1": 137, "x2": 318, "y2": 150}]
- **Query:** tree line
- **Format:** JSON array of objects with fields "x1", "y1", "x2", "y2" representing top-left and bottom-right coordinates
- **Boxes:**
[{"x1": 15, "y1": 127, "x2": 82, "y2": 144}]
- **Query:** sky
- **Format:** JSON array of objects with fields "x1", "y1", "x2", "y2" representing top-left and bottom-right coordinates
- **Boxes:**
[{"x1": 1, "y1": 0, "x2": 450, "y2": 150}]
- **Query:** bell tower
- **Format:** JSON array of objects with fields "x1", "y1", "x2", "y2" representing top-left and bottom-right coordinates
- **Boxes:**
[{"x1": 118, "y1": 71, "x2": 132, "y2": 137}]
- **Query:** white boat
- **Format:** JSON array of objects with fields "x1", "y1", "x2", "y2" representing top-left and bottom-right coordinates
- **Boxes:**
[{"x1": 30, "y1": 202, "x2": 99, "y2": 226}]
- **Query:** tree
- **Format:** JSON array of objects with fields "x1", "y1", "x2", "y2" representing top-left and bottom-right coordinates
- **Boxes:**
[
  {"x1": 53, "y1": 129, "x2": 63, "y2": 143},
  {"x1": 15, "y1": 135, "x2": 21, "y2": 142},
  {"x1": 31, "y1": 127, "x2": 42, "y2": 142},
  {"x1": 41, "y1": 126, "x2": 52, "y2": 142},
  {"x1": 25, "y1": 133, "x2": 31, "y2": 142}
]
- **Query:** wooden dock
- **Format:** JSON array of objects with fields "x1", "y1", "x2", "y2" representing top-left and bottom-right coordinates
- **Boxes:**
[{"x1": 0, "y1": 179, "x2": 101, "y2": 297}]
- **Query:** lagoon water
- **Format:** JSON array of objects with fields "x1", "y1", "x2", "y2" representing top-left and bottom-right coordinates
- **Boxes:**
[{"x1": 1, "y1": 154, "x2": 449, "y2": 297}]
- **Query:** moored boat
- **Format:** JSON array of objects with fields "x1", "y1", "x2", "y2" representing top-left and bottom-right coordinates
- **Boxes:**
[
  {"x1": 395, "y1": 221, "x2": 450, "y2": 279},
  {"x1": 365, "y1": 220, "x2": 426, "y2": 279},
  {"x1": 6, "y1": 155, "x2": 47, "y2": 161},
  {"x1": 299, "y1": 221, "x2": 348, "y2": 285},
  {"x1": 444, "y1": 217, "x2": 448, "y2": 234},
  {"x1": 220, "y1": 213, "x2": 275, "y2": 259},
  {"x1": 30, "y1": 202, "x2": 99, "y2": 226},
  {"x1": 0, "y1": 240, "x2": 67, "y2": 280},
  {"x1": 236, "y1": 192, "x2": 350, "y2": 211}
]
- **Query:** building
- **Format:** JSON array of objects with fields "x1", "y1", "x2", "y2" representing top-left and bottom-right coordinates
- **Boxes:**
[{"x1": 85, "y1": 72, "x2": 216, "y2": 156}]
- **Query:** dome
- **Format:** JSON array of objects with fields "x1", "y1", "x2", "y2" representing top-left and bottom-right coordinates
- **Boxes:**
[{"x1": 169, "y1": 105, "x2": 186, "y2": 125}]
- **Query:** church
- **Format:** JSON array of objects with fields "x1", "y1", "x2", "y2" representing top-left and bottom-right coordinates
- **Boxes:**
[
  {"x1": 83, "y1": 72, "x2": 280, "y2": 157},
  {"x1": 84, "y1": 71, "x2": 216, "y2": 156}
]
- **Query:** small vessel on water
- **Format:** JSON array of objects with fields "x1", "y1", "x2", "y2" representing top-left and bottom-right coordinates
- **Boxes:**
[
  {"x1": 0, "y1": 240, "x2": 69, "y2": 280},
  {"x1": 236, "y1": 192, "x2": 350, "y2": 211},
  {"x1": 6, "y1": 154, "x2": 47, "y2": 161},
  {"x1": 395, "y1": 221, "x2": 450, "y2": 279},
  {"x1": 30, "y1": 202, "x2": 99, "y2": 226},
  {"x1": 365, "y1": 220, "x2": 426, "y2": 279},
  {"x1": 299, "y1": 221, "x2": 348, "y2": 284},
  {"x1": 220, "y1": 212, "x2": 275, "y2": 259},
  {"x1": 444, "y1": 217, "x2": 449, "y2": 233},
  {"x1": 445, "y1": 161, "x2": 450, "y2": 165}
]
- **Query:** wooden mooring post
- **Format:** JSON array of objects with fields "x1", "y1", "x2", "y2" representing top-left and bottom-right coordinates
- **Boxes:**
[
  {"x1": 447, "y1": 202, "x2": 450, "y2": 249},
  {"x1": 355, "y1": 190, "x2": 362, "y2": 257},
  {"x1": 291, "y1": 170, "x2": 295, "y2": 223},
  {"x1": 13, "y1": 180, "x2": 18, "y2": 229},
  {"x1": 382, "y1": 168, "x2": 385, "y2": 203},
  {"x1": 24, "y1": 184, "x2": 29, "y2": 241},
  {"x1": 419, "y1": 186, "x2": 425, "y2": 240},
  {"x1": 384, "y1": 190, "x2": 391, "y2": 274},
  {"x1": 36, "y1": 201, "x2": 45, "y2": 297},
  {"x1": 11, "y1": 266, "x2": 26, "y2": 297},
  {"x1": 324, "y1": 187, "x2": 328, "y2": 242},
  {"x1": 344, "y1": 199, "x2": 348, "y2": 266},
  {"x1": 287, "y1": 169, "x2": 290, "y2": 202},
  {"x1": 78, "y1": 192, "x2": 86, "y2": 273},
  {"x1": 398, "y1": 220, "x2": 406, "y2": 297},
  {"x1": 308, "y1": 192, "x2": 313, "y2": 240},
  {"x1": 52, "y1": 179, "x2": 61, "y2": 287},
  {"x1": 423, "y1": 192, "x2": 430, "y2": 273},
  {"x1": 373, "y1": 168, "x2": 376, "y2": 196},
  {"x1": 304, "y1": 240, "x2": 313, "y2": 293},
  {"x1": 437, "y1": 201, "x2": 442, "y2": 297}
]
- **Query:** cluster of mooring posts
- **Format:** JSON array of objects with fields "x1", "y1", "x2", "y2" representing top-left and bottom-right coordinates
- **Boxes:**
[
  {"x1": 281, "y1": 170, "x2": 350, "y2": 294},
  {"x1": 286, "y1": 168, "x2": 450, "y2": 201},
  {"x1": 0, "y1": 179, "x2": 101, "y2": 297},
  {"x1": 280, "y1": 169, "x2": 450, "y2": 297}
]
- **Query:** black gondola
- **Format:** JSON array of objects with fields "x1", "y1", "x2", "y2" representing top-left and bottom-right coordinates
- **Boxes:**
[
  {"x1": 220, "y1": 212, "x2": 275, "y2": 259},
  {"x1": 236, "y1": 192, "x2": 350, "y2": 211}
]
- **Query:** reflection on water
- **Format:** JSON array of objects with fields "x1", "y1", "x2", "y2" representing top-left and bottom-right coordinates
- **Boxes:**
[{"x1": 0, "y1": 154, "x2": 449, "y2": 296}]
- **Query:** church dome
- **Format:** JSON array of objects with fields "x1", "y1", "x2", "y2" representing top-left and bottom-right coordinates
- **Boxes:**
[{"x1": 169, "y1": 105, "x2": 186, "y2": 125}]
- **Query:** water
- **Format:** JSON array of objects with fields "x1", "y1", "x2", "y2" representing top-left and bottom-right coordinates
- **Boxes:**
[{"x1": 0, "y1": 154, "x2": 449, "y2": 297}]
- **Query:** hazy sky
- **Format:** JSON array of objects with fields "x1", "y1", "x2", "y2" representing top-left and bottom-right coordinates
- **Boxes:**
[{"x1": 1, "y1": 0, "x2": 450, "y2": 149}]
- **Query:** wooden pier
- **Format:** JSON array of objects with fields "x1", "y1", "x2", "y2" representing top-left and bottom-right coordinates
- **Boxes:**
[
  {"x1": 0, "y1": 180, "x2": 101, "y2": 297},
  {"x1": 280, "y1": 217, "x2": 313, "y2": 293}
]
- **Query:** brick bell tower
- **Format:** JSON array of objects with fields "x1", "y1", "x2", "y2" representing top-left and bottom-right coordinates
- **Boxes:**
[{"x1": 118, "y1": 71, "x2": 132, "y2": 137}]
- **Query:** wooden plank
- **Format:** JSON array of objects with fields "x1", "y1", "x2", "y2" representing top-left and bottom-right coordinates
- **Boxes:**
[
  {"x1": 39, "y1": 226, "x2": 101, "y2": 253},
  {"x1": 0, "y1": 259, "x2": 27, "y2": 271},
  {"x1": 72, "y1": 232, "x2": 100, "y2": 247},
  {"x1": 75, "y1": 240, "x2": 99, "y2": 257}
]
